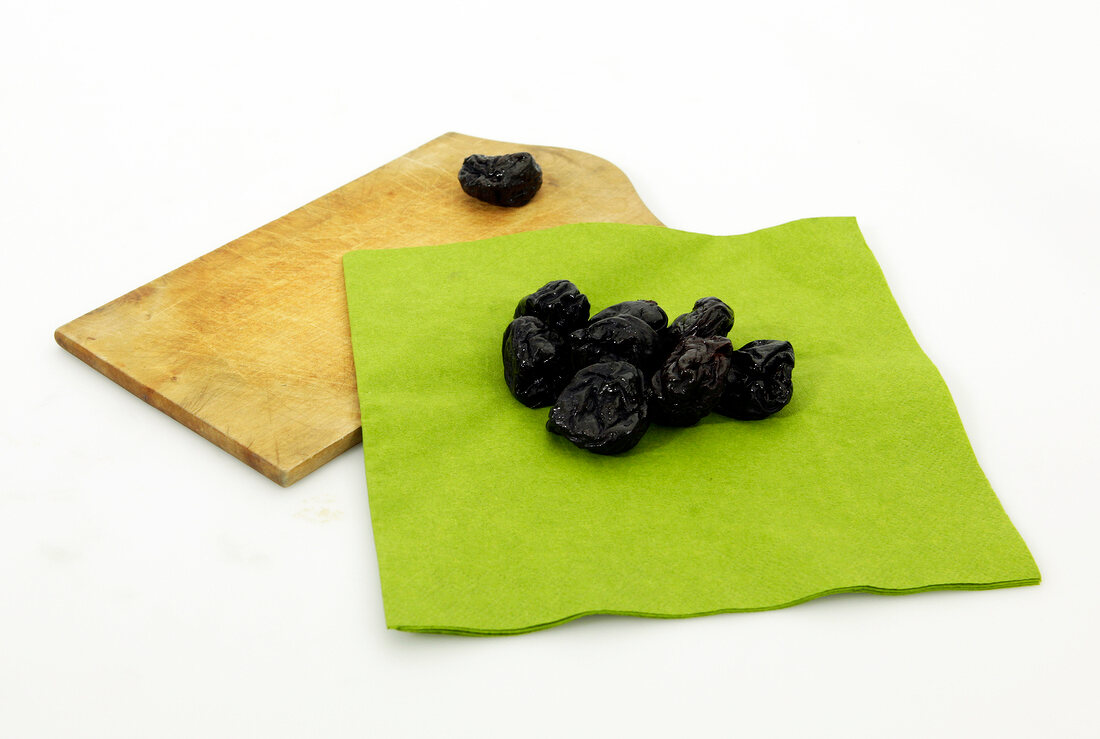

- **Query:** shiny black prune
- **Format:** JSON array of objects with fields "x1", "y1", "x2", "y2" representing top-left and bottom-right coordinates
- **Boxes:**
[
  {"x1": 569, "y1": 315, "x2": 662, "y2": 374},
  {"x1": 458, "y1": 152, "x2": 543, "y2": 207},
  {"x1": 546, "y1": 361, "x2": 650, "y2": 454},
  {"x1": 590, "y1": 300, "x2": 668, "y2": 332},
  {"x1": 663, "y1": 297, "x2": 734, "y2": 349},
  {"x1": 716, "y1": 340, "x2": 795, "y2": 420},
  {"x1": 648, "y1": 336, "x2": 734, "y2": 426},
  {"x1": 502, "y1": 316, "x2": 571, "y2": 408},
  {"x1": 515, "y1": 280, "x2": 590, "y2": 336}
]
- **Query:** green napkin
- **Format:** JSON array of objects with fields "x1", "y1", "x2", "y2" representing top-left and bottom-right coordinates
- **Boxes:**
[{"x1": 343, "y1": 219, "x2": 1039, "y2": 635}]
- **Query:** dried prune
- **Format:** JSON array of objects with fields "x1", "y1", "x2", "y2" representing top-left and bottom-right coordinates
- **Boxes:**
[
  {"x1": 664, "y1": 297, "x2": 734, "y2": 348},
  {"x1": 569, "y1": 315, "x2": 661, "y2": 374},
  {"x1": 648, "y1": 336, "x2": 734, "y2": 426},
  {"x1": 546, "y1": 361, "x2": 650, "y2": 454},
  {"x1": 590, "y1": 300, "x2": 668, "y2": 332},
  {"x1": 515, "y1": 280, "x2": 590, "y2": 336},
  {"x1": 502, "y1": 316, "x2": 571, "y2": 408},
  {"x1": 458, "y1": 152, "x2": 543, "y2": 207},
  {"x1": 716, "y1": 340, "x2": 795, "y2": 420}
]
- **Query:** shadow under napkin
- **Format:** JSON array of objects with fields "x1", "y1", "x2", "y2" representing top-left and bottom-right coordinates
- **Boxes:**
[{"x1": 342, "y1": 219, "x2": 1039, "y2": 635}]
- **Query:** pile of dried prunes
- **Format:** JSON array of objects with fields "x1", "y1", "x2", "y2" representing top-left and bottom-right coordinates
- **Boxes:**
[{"x1": 502, "y1": 280, "x2": 795, "y2": 454}]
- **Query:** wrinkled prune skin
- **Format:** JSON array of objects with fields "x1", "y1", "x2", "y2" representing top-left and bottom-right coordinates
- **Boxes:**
[
  {"x1": 716, "y1": 340, "x2": 795, "y2": 420},
  {"x1": 569, "y1": 315, "x2": 662, "y2": 374},
  {"x1": 458, "y1": 152, "x2": 543, "y2": 207},
  {"x1": 663, "y1": 297, "x2": 734, "y2": 349},
  {"x1": 515, "y1": 280, "x2": 590, "y2": 336},
  {"x1": 502, "y1": 316, "x2": 571, "y2": 408},
  {"x1": 590, "y1": 300, "x2": 668, "y2": 332},
  {"x1": 546, "y1": 361, "x2": 650, "y2": 454},
  {"x1": 648, "y1": 336, "x2": 734, "y2": 426}
]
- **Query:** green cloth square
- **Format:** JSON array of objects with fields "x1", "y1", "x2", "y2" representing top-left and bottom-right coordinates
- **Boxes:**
[{"x1": 343, "y1": 219, "x2": 1039, "y2": 635}]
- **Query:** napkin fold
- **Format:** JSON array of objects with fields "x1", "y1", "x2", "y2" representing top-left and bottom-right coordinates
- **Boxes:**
[{"x1": 343, "y1": 219, "x2": 1039, "y2": 635}]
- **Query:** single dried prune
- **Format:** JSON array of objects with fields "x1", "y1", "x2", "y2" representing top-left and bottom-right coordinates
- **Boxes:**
[
  {"x1": 590, "y1": 300, "x2": 668, "y2": 332},
  {"x1": 546, "y1": 361, "x2": 650, "y2": 454},
  {"x1": 716, "y1": 340, "x2": 795, "y2": 420},
  {"x1": 569, "y1": 315, "x2": 662, "y2": 374},
  {"x1": 664, "y1": 297, "x2": 734, "y2": 348},
  {"x1": 458, "y1": 152, "x2": 543, "y2": 207},
  {"x1": 648, "y1": 336, "x2": 734, "y2": 426},
  {"x1": 515, "y1": 280, "x2": 590, "y2": 335},
  {"x1": 502, "y1": 316, "x2": 571, "y2": 408}
]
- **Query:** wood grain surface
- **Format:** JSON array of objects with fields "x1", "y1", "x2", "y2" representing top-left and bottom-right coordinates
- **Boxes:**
[{"x1": 55, "y1": 133, "x2": 663, "y2": 486}]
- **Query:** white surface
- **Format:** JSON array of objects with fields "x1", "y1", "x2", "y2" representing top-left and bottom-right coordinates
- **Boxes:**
[{"x1": 2, "y1": 2, "x2": 1098, "y2": 736}]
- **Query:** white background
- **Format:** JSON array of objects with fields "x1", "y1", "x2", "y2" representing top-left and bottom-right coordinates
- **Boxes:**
[{"x1": 2, "y1": 1, "x2": 1098, "y2": 736}]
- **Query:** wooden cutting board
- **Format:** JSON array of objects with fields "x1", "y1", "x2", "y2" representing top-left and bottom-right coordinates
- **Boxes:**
[{"x1": 56, "y1": 133, "x2": 663, "y2": 486}]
